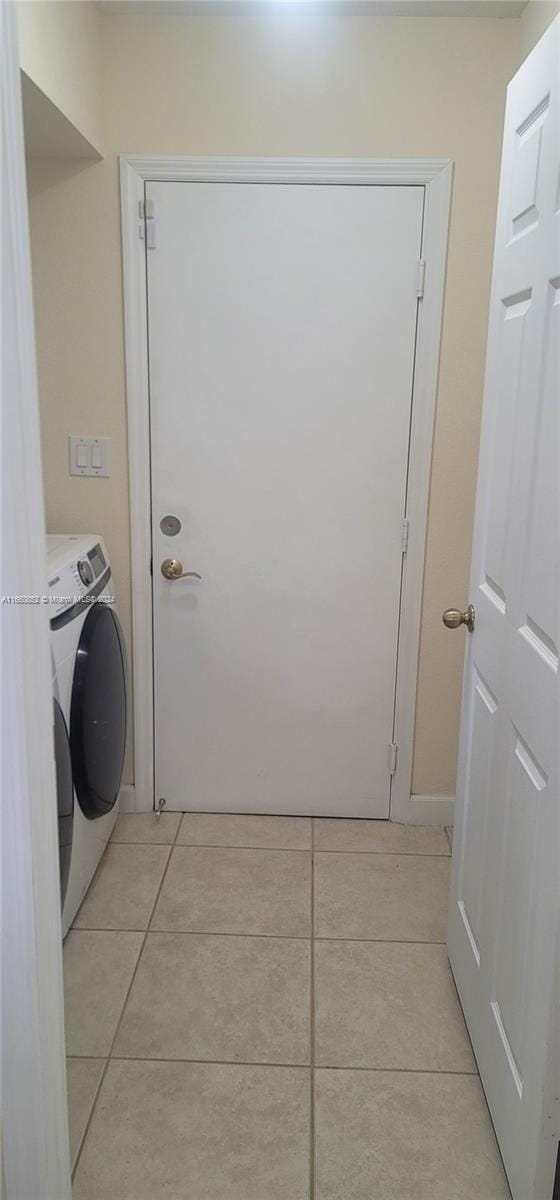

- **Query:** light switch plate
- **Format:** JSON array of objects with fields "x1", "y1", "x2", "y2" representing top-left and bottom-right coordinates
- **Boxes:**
[{"x1": 69, "y1": 436, "x2": 110, "y2": 478}]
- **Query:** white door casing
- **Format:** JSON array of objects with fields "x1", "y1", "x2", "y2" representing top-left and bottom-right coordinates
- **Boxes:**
[
  {"x1": 448, "y1": 19, "x2": 559, "y2": 1200},
  {"x1": 1, "y1": 1, "x2": 71, "y2": 1194},
  {"x1": 120, "y1": 156, "x2": 452, "y2": 820}
]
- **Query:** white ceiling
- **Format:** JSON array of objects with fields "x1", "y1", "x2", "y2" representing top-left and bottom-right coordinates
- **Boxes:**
[{"x1": 96, "y1": 0, "x2": 529, "y2": 18}]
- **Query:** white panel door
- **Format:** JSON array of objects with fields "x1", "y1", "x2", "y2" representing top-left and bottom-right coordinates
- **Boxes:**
[
  {"x1": 147, "y1": 181, "x2": 423, "y2": 816},
  {"x1": 448, "y1": 20, "x2": 559, "y2": 1200}
]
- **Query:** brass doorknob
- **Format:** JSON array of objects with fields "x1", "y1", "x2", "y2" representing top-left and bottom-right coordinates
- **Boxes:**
[
  {"x1": 442, "y1": 605, "x2": 475, "y2": 632},
  {"x1": 161, "y1": 558, "x2": 202, "y2": 582}
]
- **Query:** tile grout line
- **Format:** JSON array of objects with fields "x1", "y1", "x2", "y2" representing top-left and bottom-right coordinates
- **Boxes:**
[
  {"x1": 69, "y1": 1053, "x2": 480, "y2": 1076},
  {"x1": 69, "y1": 1055, "x2": 308, "y2": 1068},
  {"x1": 68, "y1": 927, "x2": 448, "y2": 945},
  {"x1": 112, "y1": 837, "x2": 450, "y2": 858},
  {"x1": 314, "y1": 849, "x2": 450, "y2": 859},
  {"x1": 114, "y1": 839, "x2": 312, "y2": 852},
  {"x1": 72, "y1": 926, "x2": 312, "y2": 940},
  {"x1": 310, "y1": 819, "x2": 315, "y2": 1200},
  {"x1": 71, "y1": 817, "x2": 184, "y2": 1179},
  {"x1": 67, "y1": 1057, "x2": 105, "y2": 1176}
]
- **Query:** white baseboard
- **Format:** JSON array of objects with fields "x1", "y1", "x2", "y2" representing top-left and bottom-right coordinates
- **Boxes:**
[
  {"x1": 403, "y1": 794, "x2": 455, "y2": 826},
  {"x1": 119, "y1": 783, "x2": 454, "y2": 824},
  {"x1": 118, "y1": 783, "x2": 137, "y2": 813}
]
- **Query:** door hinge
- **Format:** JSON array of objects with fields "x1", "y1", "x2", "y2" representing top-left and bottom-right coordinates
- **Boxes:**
[
  {"x1": 389, "y1": 743, "x2": 398, "y2": 775},
  {"x1": 416, "y1": 258, "x2": 426, "y2": 299},
  {"x1": 401, "y1": 517, "x2": 410, "y2": 554},
  {"x1": 139, "y1": 198, "x2": 157, "y2": 248}
]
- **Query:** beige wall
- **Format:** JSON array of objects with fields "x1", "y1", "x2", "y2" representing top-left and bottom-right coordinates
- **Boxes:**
[
  {"x1": 27, "y1": 8, "x2": 522, "y2": 795},
  {"x1": 18, "y1": 0, "x2": 102, "y2": 151}
]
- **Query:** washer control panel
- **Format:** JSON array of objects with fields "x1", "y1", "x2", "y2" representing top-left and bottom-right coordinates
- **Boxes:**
[{"x1": 47, "y1": 542, "x2": 108, "y2": 615}]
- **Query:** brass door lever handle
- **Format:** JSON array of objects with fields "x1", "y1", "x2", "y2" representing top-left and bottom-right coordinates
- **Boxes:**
[{"x1": 161, "y1": 558, "x2": 202, "y2": 581}]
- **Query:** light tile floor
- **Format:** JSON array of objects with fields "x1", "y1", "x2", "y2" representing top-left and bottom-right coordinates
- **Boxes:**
[{"x1": 66, "y1": 813, "x2": 510, "y2": 1199}]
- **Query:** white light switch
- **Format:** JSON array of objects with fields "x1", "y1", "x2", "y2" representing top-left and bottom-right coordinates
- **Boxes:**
[{"x1": 69, "y1": 436, "x2": 110, "y2": 477}]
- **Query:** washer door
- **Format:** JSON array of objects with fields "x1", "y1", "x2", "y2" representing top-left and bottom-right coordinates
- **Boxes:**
[
  {"x1": 70, "y1": 604, "x2": 127, "y2": 819},
  {"x1": 54, "y1": 698, "x2": 73, "y2": 906}
]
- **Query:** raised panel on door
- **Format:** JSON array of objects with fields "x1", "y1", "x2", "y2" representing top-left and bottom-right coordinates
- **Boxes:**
[
  {"x1": 456, "y1": 669, "x2": 497, "y2": 967},
  {"x1": 147, "y1": 181, "x2": 424, "y2": 817},
  {"x1": 479, "y1": 290, "x2": 532, "y2": 619},
  {"x1": 517, "y1": 279, "x2": 559, "y2": 678},
  {"x1": 490, "y1": 725, "x2": 546, "y2": 1096}
]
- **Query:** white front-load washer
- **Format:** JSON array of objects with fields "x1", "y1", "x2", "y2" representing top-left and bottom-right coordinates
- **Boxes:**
[{"x1": 46, "y1": 534, "x2": 127, "y2": 937}]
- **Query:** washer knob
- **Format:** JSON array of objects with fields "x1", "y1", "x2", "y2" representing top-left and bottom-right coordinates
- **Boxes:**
[{"x1": 77, "y1": 558, "x2": 94, "y2": 586}]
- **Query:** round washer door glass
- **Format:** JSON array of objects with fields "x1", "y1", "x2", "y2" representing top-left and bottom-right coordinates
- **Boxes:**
[
  {"x1": 71, "y1": 604, "x2": 127, "y2": 819},
  {"x1": 54, "y1": 697, "x2": 73, "y2": 905}
]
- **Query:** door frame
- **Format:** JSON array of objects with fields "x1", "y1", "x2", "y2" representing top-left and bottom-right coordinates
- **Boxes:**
[
  {"x1": 120, "y1": 154, "x2": 453, "y2": 822},
  {"x1": 1, "y1": 2, "x2": 71, "y2": 1195}
]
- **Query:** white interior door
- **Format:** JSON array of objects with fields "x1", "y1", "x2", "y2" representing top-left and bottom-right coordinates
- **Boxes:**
[
  {"x1": 448, "y1": 20, "x2": 559, "y2": 1200},
  {"x1": 147, "y1": 181, "x2": 423, "y2": 816}
]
